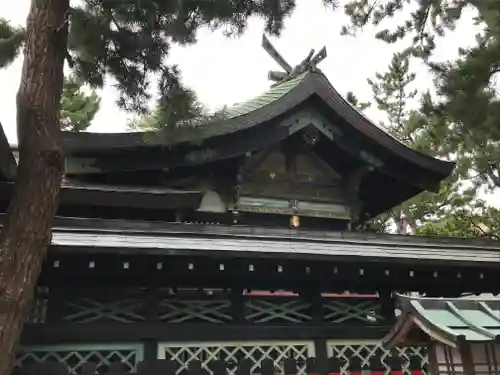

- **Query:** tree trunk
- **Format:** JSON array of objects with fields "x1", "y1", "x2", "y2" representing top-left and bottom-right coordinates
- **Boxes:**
[{"x1": 0, "y1": 0, "x2": 68, "y2": 373}]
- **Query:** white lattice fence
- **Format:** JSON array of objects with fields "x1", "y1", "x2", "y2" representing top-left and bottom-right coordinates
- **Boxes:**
[
  {"x1": 327, "y1": 340, "x2": 428, "y2": 375},
  {"x1": 14, "y1": 344, "x2": 143, "y2": 374},
  {"x1": 158, "y1": 341, "x2": 315, "y2": 375}
]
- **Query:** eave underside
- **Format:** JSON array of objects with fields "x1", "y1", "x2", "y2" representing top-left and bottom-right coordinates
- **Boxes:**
[
  {"x1": 50, "y1": 226, "x2": 500, "y2": 268},
  {"x1": 41, "y1": 217, "x2": 500, "y2": 266},
  {"x1": 0, "y1": 181, "x2": 203, "y2": 216},
  {"x1": 10, "y1": 217, "x2": 497, "y2": 296}
]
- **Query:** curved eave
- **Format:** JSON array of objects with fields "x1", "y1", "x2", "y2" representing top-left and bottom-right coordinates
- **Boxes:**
[
  {"x1": 383, "y1": 298, "x2": 460, "y2": 349},
  {"x1": 62, "y1": 72, "x2": 310, "y2": 153},
  {"x1": 63, "y1": 71, "x2": 454, "y2": 181},
  {"x1": 307, "y1": 73, "x2": 455, "y2": 180}
]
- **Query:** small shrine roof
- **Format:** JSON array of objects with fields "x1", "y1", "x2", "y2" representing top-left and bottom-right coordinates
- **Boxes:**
[{"x1": 383, "y1": 294, "x2": 500, "y2": 348}]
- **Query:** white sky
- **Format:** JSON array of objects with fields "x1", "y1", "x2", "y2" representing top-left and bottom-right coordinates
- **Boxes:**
[
  {"x1": 1, "y1": 0, "x2": 480, "y2": 140},
  {"x1": 1, "y1": 0, "x2": 498, "y2": 207}
]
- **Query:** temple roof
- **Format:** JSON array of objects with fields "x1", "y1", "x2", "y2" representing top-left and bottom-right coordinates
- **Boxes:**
[
  {"x1": 225, "y1": 73, "x2": 307, "y2": 118},
  {"x1": 0, "y1": 69, "x2": 456, "y2": 220},
  {"x1": 60, "y1": 70, "x2": 454, "y2": 218},
  {"x1": 383, "y1": 294, "x2": 500, "y2": 348},
  {"x1": 61, "y1": 71, "x2": 454, "y2": 181}
]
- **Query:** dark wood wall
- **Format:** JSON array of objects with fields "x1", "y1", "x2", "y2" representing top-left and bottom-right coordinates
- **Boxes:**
[
  {"x1": 22, "y1": 284, "x2": 394, "y2": 344},
  {"x1": 20, "y1": 283, "x2": 399, "y2": 373}
]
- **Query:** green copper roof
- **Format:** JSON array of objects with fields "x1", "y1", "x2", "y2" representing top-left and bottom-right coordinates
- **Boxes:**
[
  {"x1": 225, "y1": 73, "x2": 308, "y2": 119},
  {"x1": 383, "y1": 294, "x2": 500, "y2": 348}
]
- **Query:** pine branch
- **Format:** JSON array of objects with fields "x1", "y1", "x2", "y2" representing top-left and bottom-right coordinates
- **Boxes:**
[
  {"x1": 0, "y1": 26, "x2": 25, "y2": 68},
  {"x1": 486, "y1": 165, "x2": 500, "y2": 187}
]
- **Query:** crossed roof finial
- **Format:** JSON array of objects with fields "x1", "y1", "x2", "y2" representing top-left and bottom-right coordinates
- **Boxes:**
[{"x1": 262, "y1": 35, "x2": 327, "y2": 84}]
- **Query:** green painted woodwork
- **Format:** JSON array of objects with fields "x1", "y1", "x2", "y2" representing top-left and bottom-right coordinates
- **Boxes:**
[
  {"x1": 386, "y1": 294, "x2": 500, "y2": 346},
  {"x1": 225, "y1": 73, "x2": 307, "y2": 119},
  {"x1": 280, "y1": 109, "x2": 383, "y2": 169},
  {"x1": 410, "y1": 298, "x2": 500, "y2": 341}
]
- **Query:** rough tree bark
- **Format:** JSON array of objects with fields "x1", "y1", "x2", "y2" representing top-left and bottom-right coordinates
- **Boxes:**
[{"x1": 0, "y1": 0, "x2": 69, "y2": 373}]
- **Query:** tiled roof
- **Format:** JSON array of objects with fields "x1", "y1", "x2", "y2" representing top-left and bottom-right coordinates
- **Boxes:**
[
  {"x1": 62, "y1": 72, "x2": 313, "y2": 152},
  {"x1": 383, "y1": 294, "x2": 500, "y2": 348},
  {"x1": 225, "y1": 73, "x2": 307, "y2": 118},
  {"x1": 48, "y1": 218, "x2": 500, "y2": 267},
  {"x1": 62, "y1": 71, "x2": 453, "y2": 179}
]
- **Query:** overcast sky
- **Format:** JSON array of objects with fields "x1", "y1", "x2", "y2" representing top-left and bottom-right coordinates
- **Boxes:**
[
  {"x1": 1, "y1": 0, "x2": 479, "y2": 141},
  {"x1": 2, "y1": 1, "x2": 497, "y2": 205}
]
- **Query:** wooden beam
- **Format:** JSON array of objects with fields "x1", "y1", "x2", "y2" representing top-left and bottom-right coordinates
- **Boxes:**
[
  {"x1": 0, "y1": 181, "x2": 202, "y2": 211},
  {"x1": 21, "y1": 323, "x2": 391, "y2": 345}
]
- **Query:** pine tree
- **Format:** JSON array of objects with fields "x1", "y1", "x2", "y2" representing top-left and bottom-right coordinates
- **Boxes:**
[
  {"x1": 345, "y1": 91, "x2": 371, "y2": 111},
  {"x1": 342, "y1": 0, "x2": 500, "y2": 238},
  {"x1": 0, "y1": 0, "x2": 338, "y2": 373},
  {"x1": 341, "y1": 0, "x2": 500, "y2": 57},
  {"x1": 355, "y1": 52, "x2": 479, "y2": 234},
  {"x1": 0, "y1": 3, "x2": 69, "y2": 374},
  {"x1": 128, "y1": 83, "x2": 204, "y2": 132},
  {"x1": 425, "y1": 38, "x2": 500, "y2": 190},
  {"x1": 417, "y1": 203, "x2": 500, "y2": 239},
  {"x1": 342, "y1": 0, "x2": 500, "y2": 190},
  {"x1": 60, "y1": 75, "x2": 100, "y2": 132}
]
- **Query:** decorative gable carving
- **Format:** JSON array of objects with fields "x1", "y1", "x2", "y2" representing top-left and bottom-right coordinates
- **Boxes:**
[
  {"x1": 237, "y1": 143, "x2": 353, "y2": 220},
  {"x1": 294, "y1": 152, "x2": 342, "y2": 183}
]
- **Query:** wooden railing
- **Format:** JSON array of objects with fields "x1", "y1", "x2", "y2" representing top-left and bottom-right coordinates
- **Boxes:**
[{"x1": 16, "y1": 355, "x2": 426, "y2": 375}]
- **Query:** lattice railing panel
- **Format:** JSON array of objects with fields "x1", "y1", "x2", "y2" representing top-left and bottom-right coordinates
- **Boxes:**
[
  {"x1": 62, "y1": 296, "x2": 146, "y2": 323},
  {"x1": 245, "y1": 298, "x2": 311, "y2": 323},
  {"x1": 14, "y1": 344, "x2": 143, "y2": 375},
  {"x1": 327, "y1": 341, "x2": 428, "y2": 375},
  {"x1": 159, "y1": 299, "x2": 232, "y2": 323},
  {"x1": 158, "y1": 341, "x2": 315, "y2": 375},
  {"x1": 323, "y1": 297, "x2": 383, "y2": 324}
]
